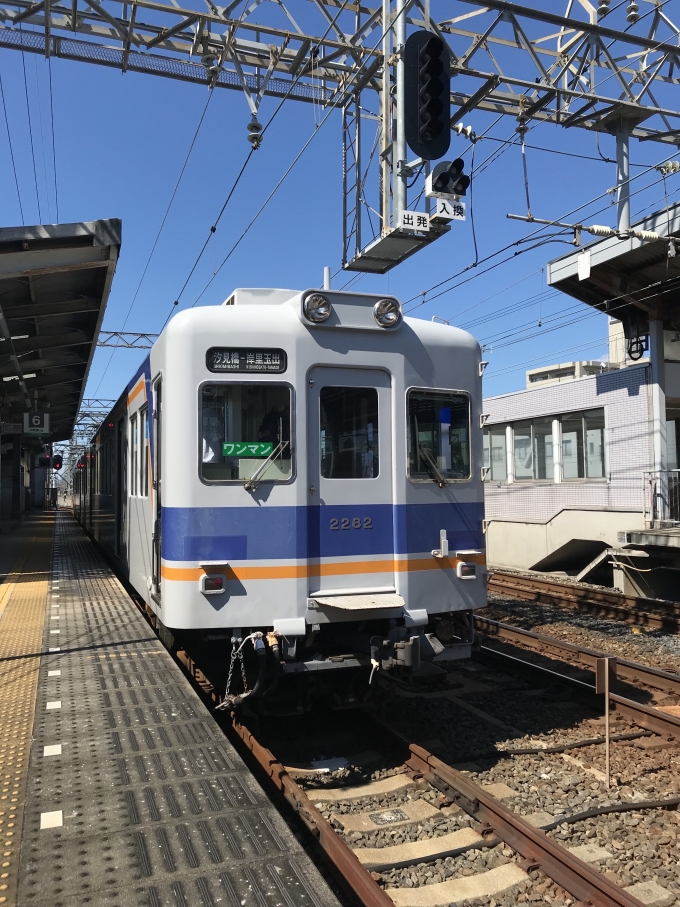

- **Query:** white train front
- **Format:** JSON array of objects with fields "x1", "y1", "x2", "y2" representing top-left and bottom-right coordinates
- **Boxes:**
[{"x1": 74, "y1": 287, "x2": 487, "y2": 694}]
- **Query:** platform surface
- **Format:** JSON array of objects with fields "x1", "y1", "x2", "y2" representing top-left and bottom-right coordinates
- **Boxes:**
[{"x1": 1, "y1": 512, "x2": 339, "y2": 907}]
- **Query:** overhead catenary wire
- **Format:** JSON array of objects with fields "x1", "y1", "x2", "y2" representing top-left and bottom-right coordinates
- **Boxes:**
[
  {"x1": 404, "y1": 147, "x2": 680, "y2": 314},
  {"x1": 48, "y1": 58, "x2": 59, "y2": 221},
  {"x1": 0, "y1": 72, "x2": 24, "y2": 225},
  {"x1": 21, "y1": 33, "x2": 42, "y2": 222},
  {"x1": 91, "y1": 87, "x2": 218, "y2": 396},
  {"x1": 165, "y1": 0, "x2": 356, "y2": 322},
  {"x1": 165, "y1": 0, "x2": 426, "y2": 321},
  {"x1": 34, "y1": 55, "x2": 53, "y2": 222}
]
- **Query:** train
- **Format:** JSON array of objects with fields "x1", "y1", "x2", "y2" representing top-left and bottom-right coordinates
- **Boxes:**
[{"x1": 73, "y1": 286, "x2": 487, "y2": 707}]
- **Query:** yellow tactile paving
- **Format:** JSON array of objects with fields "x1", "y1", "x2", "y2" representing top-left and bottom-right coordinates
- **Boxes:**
[{"x1": 0, "y1": 514, "x2": 54, "y2": 907}]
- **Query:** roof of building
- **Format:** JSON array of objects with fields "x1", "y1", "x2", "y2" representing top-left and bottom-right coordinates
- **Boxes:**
[
  {"x1": 547, "y1": 202, "x2": 680, "y2": 332},
  {"x1": 0, "y1": 220, "x2": 121, "y2": 442}
]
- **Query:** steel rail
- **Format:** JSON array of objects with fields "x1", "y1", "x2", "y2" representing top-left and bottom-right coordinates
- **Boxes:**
[
  {"x1": 475, "y1": 616, "x2": 680, "y2": 694},
  {"x1": 229, "y1": 717, "x2": 395, "y2": 907},
  {"x1": 475, "y1": 618, "x2": 680, "y2": 737},
  {"x1": 230, "y1": 711, "x2": 649, "y2": 907},
  {"x1": 405, "y1": 744, "x2": 646, "y2": 907},
  {"x1": 489, "y1": 571, "x2": 680, "y2": 632}
]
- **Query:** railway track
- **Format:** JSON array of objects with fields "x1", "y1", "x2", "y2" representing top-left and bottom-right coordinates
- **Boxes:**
[
  {"x1": 489, "y1": 570, "x2": 680, "y2": 632},
  {"x1": 173, "y1": 641, "x2": 680, "y2": 907},
  {"x1": 230, "y1": 715, "x2": 660, "y2": 907},
  {"x1": 475, "y1": 615, "x2": 680, "y2": 738},
  {"x1": 126, "y1": 583, "x2": 680, "y2": 907}
]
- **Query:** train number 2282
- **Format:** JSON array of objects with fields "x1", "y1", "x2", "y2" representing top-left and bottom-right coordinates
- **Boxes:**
[{"x1": 330, "y1": 517, "x2": 373, "y2": 530}]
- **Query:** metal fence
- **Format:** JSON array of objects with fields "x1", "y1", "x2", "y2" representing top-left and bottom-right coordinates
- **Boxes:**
[{"x1": 644, "y1": 470, "x2": 680, "y2": 527}]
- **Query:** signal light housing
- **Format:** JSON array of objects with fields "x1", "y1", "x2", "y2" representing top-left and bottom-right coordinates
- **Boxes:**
[
  {"x1": 404, "y1": 31, "x2": 451, "y2": 161},
  {"x1": 426, "y1": 159, "x2": 470, "y2": 199},
  {"x1": 53, "y1": 454, "x2": 63, "y2": 470}
]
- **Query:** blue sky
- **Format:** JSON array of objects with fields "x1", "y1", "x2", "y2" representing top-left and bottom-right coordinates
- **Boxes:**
[{"x1": 1, "y1": 22, "x2": 679, "y2": 405}]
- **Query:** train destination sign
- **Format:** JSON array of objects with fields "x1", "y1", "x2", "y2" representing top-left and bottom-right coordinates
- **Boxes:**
[
  {"x1": 223, "y1": 442, "x2": 273, "y2": 457},
  {"x1": 207, "y1": 347, "x2": 287, "y2": 373}
]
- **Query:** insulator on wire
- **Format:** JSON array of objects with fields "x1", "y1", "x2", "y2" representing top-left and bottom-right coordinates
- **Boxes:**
[
  {"x1": 587, "y1": 224, "x2": 615, "y2": 237},
  {"x1": 453, "y1": 122, "x2": 473, "y2": 139},
  {"x1": 597, "y1": 0, "x2": 610, "y2": 16},
  {"x1": 247, "y1": 115, "x2": 263, "y2": 149},
  {"x1": 626, "y1": 1, "x2": 639, "y2": 23}
]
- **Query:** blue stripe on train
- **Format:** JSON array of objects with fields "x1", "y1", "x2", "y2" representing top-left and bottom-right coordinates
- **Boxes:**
[{"x1": 161, "y1": 502, "x2": 484, "y2": 562}]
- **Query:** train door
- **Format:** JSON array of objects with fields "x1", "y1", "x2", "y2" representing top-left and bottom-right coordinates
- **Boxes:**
[
  {"x1": 115, "y1": 417, "x2": 127, "y2": 560},
  {"x1": 152, "y1": 378, "x2": 162, "y2": 594},
  {"x1": 307, "y1": 367, "x2": 395, "y2": 595}
]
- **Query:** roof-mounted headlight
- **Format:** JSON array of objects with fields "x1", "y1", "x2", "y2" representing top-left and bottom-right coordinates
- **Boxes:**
[
  {"x1": 304, "y1": 293, "x2": 332, "y2": 323},
  {"x1": 373, "y1": 298, "x2": 401, "y2": 328}
]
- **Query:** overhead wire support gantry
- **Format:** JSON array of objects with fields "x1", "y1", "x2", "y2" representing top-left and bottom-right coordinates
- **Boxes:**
[{"x1": 1, "y1": 0, "x2": 679, "y2": 270}]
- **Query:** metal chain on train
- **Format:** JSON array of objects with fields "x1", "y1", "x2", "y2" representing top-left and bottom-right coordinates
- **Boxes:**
[
  {"x1": 225, "y1": 637, "x2": 250, "y2": 701},
  {"x1": 225, "y1": 638, "x2": 239, "y2": 697},
  {"x1": 239, "y1": 645, "x2": 249, "y2": 694}
]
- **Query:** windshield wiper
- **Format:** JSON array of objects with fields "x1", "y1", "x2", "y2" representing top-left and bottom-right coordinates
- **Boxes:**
[
  {"x1": 244, "y1": 440, "x2": 290, "y2": 491},
  {"x1": 418, "y1": 444, "x2": 449, "y2": 488}
]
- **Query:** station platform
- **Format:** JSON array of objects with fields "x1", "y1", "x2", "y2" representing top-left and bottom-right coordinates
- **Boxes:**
[{"x1": 0, "y1": 511, "x2": 339, "y2": 907}]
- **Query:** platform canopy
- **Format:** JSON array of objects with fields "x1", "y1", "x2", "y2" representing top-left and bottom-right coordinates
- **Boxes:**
[
  {"x1": 547, "y1": 202, "x2": 680, "y2": 340},
  {"x1": 0, "y1": 220, "x2": 121, "y2": 442}
]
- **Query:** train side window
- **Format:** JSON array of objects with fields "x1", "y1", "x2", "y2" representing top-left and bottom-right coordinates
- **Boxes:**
[
  {"x1": 408, "y1": 389, "x2": 471, "y2": 482},
  {"x1": 140, "y1": 406, "x2": 149, "y2": 496},
  {"x1": 320, "y1": 387, "x2": 379, "y2": 479},
  {"x1": 200, "y1": 383, "x2": 292, "y2": 483},
  {"x1": 130, "y1": 414, "x2": 138, "y2": 496}
]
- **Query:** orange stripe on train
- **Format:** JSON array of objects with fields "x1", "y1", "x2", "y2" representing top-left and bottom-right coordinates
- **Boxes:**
[{"x1": 161, "y1": 554, "x2": 485, "y2": 582}]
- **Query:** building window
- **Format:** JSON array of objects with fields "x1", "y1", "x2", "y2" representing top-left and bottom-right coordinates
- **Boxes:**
[
  {"x1": 584, "y1": 409, "x2": 605, "y2": 479},
  {"x1": 483, "y1": 428, "x2": 507, "y2": 481},
  {"x1": 408, "y1": 390, "x2": 471, "y2": 482},
  {"x1": 483, "y1": 408, "x2": 604, "y2": 483}
]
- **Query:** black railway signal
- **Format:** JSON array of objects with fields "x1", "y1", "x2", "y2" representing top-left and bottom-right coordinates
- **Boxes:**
[
  {"x1": 404, "y1": 31, "x2": 451, "y2": 161},
  {"x1": 428, "y1": 159, "x2": 470, "y2": 198},
  {"x1": 53, "y1": 454, "x2": 63, "y2": 470}
]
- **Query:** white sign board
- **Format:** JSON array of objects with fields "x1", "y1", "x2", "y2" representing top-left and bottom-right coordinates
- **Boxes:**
[
  {"x1": 23, "y1": 412, "x2": 50, "y2": 436},
  {"x1": 431, "y1": 199, "x2": 466, "y2": 222},
  {"x1": 399, "y1": 210, "x2": 430, "y2": 232}
]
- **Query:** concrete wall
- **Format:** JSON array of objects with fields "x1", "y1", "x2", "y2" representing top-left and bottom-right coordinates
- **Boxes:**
[{"x1": 487, "y1": 508, "x2": 645, "y2": 569}]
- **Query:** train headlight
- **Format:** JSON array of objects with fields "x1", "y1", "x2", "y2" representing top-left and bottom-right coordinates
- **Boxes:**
[
  {"x1": 373, "y1": 298, "x2": 401, "y2": 327},
  {"x1": 303, "y1": 293, "x2": 332, "y2": 323}
]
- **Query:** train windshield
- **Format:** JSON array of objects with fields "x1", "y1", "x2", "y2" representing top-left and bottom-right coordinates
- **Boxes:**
[
  {"x1": 407, "y1": 390, "x2": 471, "y2": 482},
  {"x1": 201, "y1": 384, "x2": 292, "y2": 482}
]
